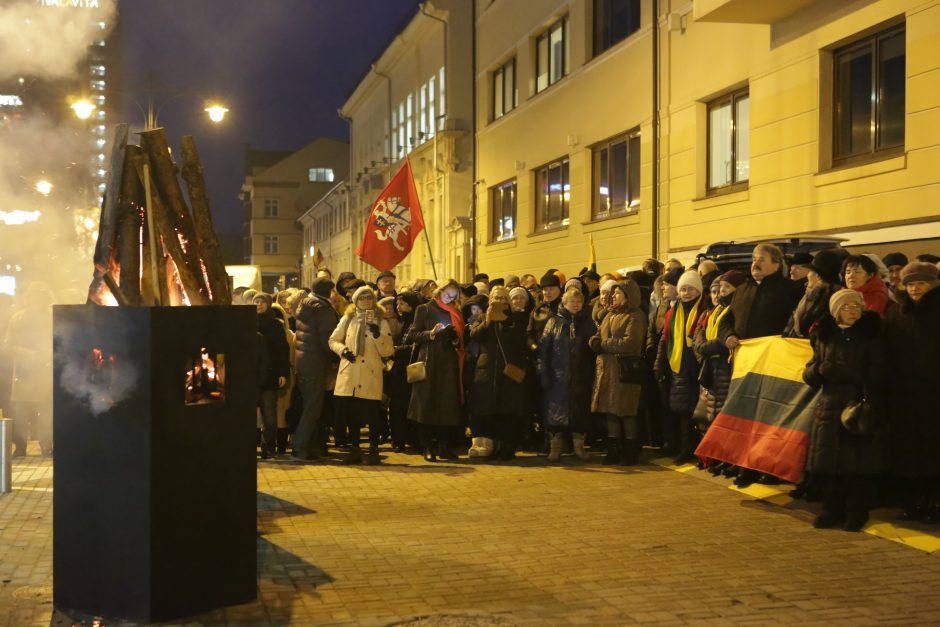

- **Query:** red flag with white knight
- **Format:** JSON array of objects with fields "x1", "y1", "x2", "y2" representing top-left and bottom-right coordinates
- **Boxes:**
[{"x1": 355, "y1": 157, "x2": 425, "y2": 271}]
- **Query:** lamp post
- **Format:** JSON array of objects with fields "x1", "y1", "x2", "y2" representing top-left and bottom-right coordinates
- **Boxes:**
[{"x1": 70, "y1": 93, "x2": 228, "y2": 128}]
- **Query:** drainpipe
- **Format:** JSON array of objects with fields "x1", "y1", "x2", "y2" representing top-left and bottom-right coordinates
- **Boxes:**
[
  {"x1": 469, "y1": 0, "x2": 478, "y2": 277},
  {"x1": 370, "y1": 64, "x2": 393, "y2": 163},
  {"x1": 651, "y1": 0, "x2": 660, "y2": 260}
]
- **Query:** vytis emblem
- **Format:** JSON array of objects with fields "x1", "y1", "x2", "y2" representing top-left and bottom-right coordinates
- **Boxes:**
[{"x1": 371, "y1": 196, "x2": 411, "y2": 252}]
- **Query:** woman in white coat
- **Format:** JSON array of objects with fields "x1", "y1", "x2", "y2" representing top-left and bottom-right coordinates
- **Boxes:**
[{"x1": 330, "y1": 285, "x2": 394, "y2": 464}]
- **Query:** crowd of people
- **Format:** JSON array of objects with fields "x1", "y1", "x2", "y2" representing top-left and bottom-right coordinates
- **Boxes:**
[{"x1": 243, "y1": 244, "x2": 940, "y2": 533}]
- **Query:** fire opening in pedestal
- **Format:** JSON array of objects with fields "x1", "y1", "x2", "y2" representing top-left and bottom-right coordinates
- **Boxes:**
[{"x1": 185, "y1": 348, "x2": 225, "y2": 405}]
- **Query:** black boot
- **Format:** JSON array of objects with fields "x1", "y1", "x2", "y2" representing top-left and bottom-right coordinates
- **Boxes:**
[
  {"x1": 438, "y1": 443, "x2": 458, "y2": 460},
  {"x1": 603, "y1": 439, "x2": 620, "y2": 465},
  {"x1": 343, "y1": 447, "x2": 363, "y2": 465},
  {"x1": 734, "y1": 468, "x2": 759, "y2": 488},
  {"x1": 621, "y1": 439, "x2": 639, "y2": 466},
  {"x1": 276, "y1": 428, "x2": 290, "y2": 456},
  {"x1": 423, "y1": 447, "x2": 437, "y2": 462}
]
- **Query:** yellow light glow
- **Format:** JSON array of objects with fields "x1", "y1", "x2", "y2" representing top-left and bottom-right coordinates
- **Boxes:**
[
  {"x1": 205, "y1": 105, "x2": 228, "y2": 123},
  {"x1": 35, "y1": 180, "x2": 52, "y2": 196},
  {"x1": 71, "y1": 99, "x2": 96, "y2": 120}
]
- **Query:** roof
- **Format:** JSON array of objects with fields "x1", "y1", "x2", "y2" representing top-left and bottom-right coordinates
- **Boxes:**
[{"x1": 243, "y1": 144, "x2": 294, "y2": 176}]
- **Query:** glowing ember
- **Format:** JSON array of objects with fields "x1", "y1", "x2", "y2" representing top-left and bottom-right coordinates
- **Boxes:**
[{"x1": 185, "y1": 347, "x2": 225, "y2": 405}]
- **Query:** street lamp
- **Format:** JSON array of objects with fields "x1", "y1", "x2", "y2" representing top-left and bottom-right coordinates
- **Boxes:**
[
  {"x1": 70, "y1": 99, "x2": 96, "y2": 120},
  {"x1": 35, "y1": 179, "x2": 53, "y2": 196},
  {"x1": 204, "y1": 104, "x2": 229, "y2": 123},
  {"x1": 70, "y1": 93, "x2": 228, "y2": 128}
]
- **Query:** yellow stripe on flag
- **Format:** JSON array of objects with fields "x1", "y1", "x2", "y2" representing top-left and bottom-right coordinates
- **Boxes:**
[{"x1": 730, "y1": 336, "x2": 813, "y2": 384}]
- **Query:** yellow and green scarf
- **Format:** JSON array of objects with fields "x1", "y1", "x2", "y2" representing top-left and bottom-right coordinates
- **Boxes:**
[
  {"x1": 705, "y1": 304, "x2": 730, "y2": 342},
  {"x1": 668, "y1": 297, "x2": 701, "y2": 374}
]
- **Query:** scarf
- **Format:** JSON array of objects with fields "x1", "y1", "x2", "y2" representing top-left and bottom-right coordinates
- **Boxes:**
[
  {"x1": 353, "y1": 308, "x2": 375, "y2": 356},
  {"x1": 857, "y1": 274, "x2": 891, "y2": 318},
  {"x1": 705, "y1": 303, "x2": 730, "y2": 341},
  {"x1": 435, "y1": 296, "x2": 466, "y2": 402},
  {"x1": 667, "y1": 296, "x2": 701, "y2": 374}
]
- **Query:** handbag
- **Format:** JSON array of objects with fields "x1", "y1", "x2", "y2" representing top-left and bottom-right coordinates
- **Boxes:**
[
  {"x1": 406, "y1": 342, "x2": 427, "y2": 383},
  {"x1": 495, "y1": 324, "x2": 526, "y2": 384},
  {"x1": 841, "y1": 394, "x2": 875, "y2": 435},
  {"x1": 616, "y1": 355, "x2": 647, "y2": 384}
]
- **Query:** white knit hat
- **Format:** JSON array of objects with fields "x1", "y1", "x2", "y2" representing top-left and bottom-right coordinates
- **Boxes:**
[
  {"x1": 677, "y1": 269, "x2": 703, "y2": 294},
  {"x1": 352, "y1": 285, "x2": 375, "y2": 303},
  {"x1": 600, "y1": 279, "x2": 618, "y2": 293}
]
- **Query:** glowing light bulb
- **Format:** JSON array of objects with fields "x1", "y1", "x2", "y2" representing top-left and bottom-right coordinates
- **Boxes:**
[
  {"x1": 71, "y1": 99, "x2": 96, "y2": 120},
  {"x1": 35, "y1": 179, "x2": 52, "y2": 196},
  {"x1": 204, "y1": 105, "x2": 228, "y2": 123}
]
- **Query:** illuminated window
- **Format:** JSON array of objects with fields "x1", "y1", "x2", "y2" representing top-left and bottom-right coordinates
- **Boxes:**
[
  {"x1": 592, "y1": 129, "x2": 640, "y2": 219},
  {"x1": 490, "y1": 179, "x2": 517, "y2": 241},
  {"x1": 308, "y1": 168, "x2": 334, "y2": 183},
  {"x1": 707, "y1": 87, "x2": 749, "y2": 192},
  {"x1": 534, "y1": 158, "x2": 570, "y2": 230},
  {"x1": 536, "y1": 17, "x2": 569, "y2": 93},
  {"x1": 492, "y1": 58, "x2": 516, "y2": 120}
]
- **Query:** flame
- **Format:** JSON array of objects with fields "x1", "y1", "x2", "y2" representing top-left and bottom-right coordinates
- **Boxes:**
[{"x1": 185, "y1": 347, "x2": 225, "y2": 404}]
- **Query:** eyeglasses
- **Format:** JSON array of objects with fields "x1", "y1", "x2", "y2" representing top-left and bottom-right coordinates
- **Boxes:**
[{"x1": 839, "y1": 303, "x2": 862, "y2": 312}]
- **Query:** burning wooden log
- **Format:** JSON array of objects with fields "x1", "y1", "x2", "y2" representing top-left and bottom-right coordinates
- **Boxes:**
[
  {"x1": 138, "y1": 128, "x2": 210, "y2": 304},
  {"x1": 116, "y1": 145, "x2": 144, "y2": 306},
  {"x1": 180, "y1": 136, "x2": 231, "y2": 305},
  {"x1": 87, "y1": 124, "x2": 128, "y2": 305}
]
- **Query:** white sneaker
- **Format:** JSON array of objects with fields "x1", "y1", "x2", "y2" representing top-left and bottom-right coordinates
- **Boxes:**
[
  {"x1": 468, "y1": 437, "x2": 482, "y2": 458},
  {"x1": 478, "y1": 437, "x2": 494, "y2": 458}
]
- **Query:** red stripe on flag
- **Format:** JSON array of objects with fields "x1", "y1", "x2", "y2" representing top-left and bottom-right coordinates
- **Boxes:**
[{"x1": 695, "y1": 413, "x2": 810, "y2": 483}]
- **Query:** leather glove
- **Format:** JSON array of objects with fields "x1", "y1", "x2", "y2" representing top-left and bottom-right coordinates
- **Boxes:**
[
  {"x1": 368, "y1": 323, "x2": 380, "y2": 338},
  {"x1": 588, "y1": 336, "x2": 602, "y2": 354},
  {"x1": 342, "y1": 349, "x2": 356, "y2": 362}
]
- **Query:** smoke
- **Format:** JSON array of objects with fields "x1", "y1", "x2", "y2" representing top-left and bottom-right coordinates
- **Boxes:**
[
  {"x1": 54, "y1": 312, "x2": 138, "y2": 416},
  {"x1": 0, "y1": 0, "x2": 118, "y2": 82}
]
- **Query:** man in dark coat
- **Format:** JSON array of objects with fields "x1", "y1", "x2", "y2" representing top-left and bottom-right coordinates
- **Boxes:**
[
  {"x1": 718, "y1": 243, "x2": 803, "y2": 486},
  {"x1": 527, "y1": 270, "x2": 562, "y2": 350},
  {"x1": 291, "y1": 278, "x2": 340, "y2": 461}
]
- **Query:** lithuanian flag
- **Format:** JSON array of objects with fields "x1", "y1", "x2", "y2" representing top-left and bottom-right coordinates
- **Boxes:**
[{"x1": 694, "y1": 336, "x2": 820, "y2": 483}]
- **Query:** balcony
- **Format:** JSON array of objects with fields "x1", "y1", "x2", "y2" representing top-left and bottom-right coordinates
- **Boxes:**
[{"x1": 693, "y1": 0, "x2": 820, "y2": 24}]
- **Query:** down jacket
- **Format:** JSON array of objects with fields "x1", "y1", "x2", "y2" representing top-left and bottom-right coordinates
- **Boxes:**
[
  {"x1": 654, "y1": 298, "x2": 707, "y2": 416},
  {"x1": 294, "y1": 294, "x2": 340, "y2": 377},
  {"x1": 329, "y1": 306, "x2": 394, "y2": 401},
  {"x1": 537, "y1": 309, "x2": 597, "y2": 430},
  {"x1": 469, "y1": 310, "x2": 531, "y2": 418},
  {"x1": 590, "y1": 280, "x2": 647, "y2": 418},
  {"x1": 883, "y1": 287, "x2": 940, "y2": 477},
  {"x1": 693, "y1": 305, "x2": 733, "y2": 424},
  {"x1": 802, "y1": 312, "x2": 885, "y2": 475}
]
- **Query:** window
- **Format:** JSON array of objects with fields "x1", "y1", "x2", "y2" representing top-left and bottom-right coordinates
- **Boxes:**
[
  {"x1": 263, "y1": 198, "x2": 278, "y2": 217},
  {"x1": 263, "y1": 235, "x2": 279, "y2": 255},
  {"x1": 308, "y1": 168, "x2": 334, "y2": 183},
  {"x1": 593, "y1": 130, "x2": 641, "y2": 219},
  {"x1": 397, "y1": 101, "x2": 406, "y2": 158},
  {"x1": 594, "y1": 0, "x2": 641, "y2": 55},
  {"x1": 707, "y1": 88, "x2": 750, "y2": 192},
  {"x1": 536, "y1": 16, "x2": 569, "y2": 93},
  {"x1": 493, "y1": 58, "x2": 517, "y2": 120},
  {"x1": 406, "y1": 94, "x2": 414, "y2": 151},
  {"x1": 438, "y1": 67, "x2": 445, "y2": 130},
  {"x1": 833, "y1": 24, "x2": 905, "y2": 164},
  {"x1": 490, "y1": 179, "x2": 517, "y2": 241},
  {"x1": 534, "y1": 158, "x2": 570, "y2": 230},
  {"x1": 428, "y1": 75, "x2": 436, "y2": 138}
]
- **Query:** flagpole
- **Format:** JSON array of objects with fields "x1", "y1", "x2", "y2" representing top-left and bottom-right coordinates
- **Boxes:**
[{"x1": 422, "y1": 229, "x2": 438, "y2": 281}]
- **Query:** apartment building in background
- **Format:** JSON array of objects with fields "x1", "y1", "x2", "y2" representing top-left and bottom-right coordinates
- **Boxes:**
[
  {"x1": 240, "y1": 138, "x2": 348, "y2": 292},
  {"x1": 474, "y1": 0, "x2": 940, "y2": 279}
]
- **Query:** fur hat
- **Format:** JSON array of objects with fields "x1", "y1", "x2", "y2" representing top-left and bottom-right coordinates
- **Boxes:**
[
  {"x1": 539, "y1": 270, "x2": 561, "y2": 288},
  {"x1": 509, "y1": 286, "x2": 528, "y2": 301},
  {"x1": 900, "y1": 261, "x2": 940, "y2": 285},
  {"x1": 806, "y1": 248, "x2": 849, "y2": 286},
  {"x1": 351, "y1": 285, "x2": 375, "y2": 303},
  {"x1": 564, "y1": 278, "x2": 584, "y2": 293},
  {"x1": 662, "y1": 267, "x2": 684, "y2": 287},
  {"x1": 252, "y1": 291, "x2": 273, "y2": 306},
  {"x1": 829, "y1": 288, "x2": 864, "y2": 319},
  {"x1": 717, "y1": 269, "x2": 747, "y2": 288},
  {"x1": 677, "y1": 270, "x2": 703, "y2": 294},
  {"x1": 882, "y1": 252, "x2": 909, "y2": 268},
  {"x1": 311, "y1": 278, "x2": 334, "y2": 299}
]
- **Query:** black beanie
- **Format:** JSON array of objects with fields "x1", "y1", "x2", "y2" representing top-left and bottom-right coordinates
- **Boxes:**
[
  {"x1": 312, "y1": 278, "x2": 334, "y2": 299},
  {"x1": 662, "y1": 267, "x2": 684, "y2": 287},
  {"x1": 882, "y1": 252, "x2": 909, "y2": 268},
  {"x1": 539, "y1": 270, "x2": 561, "y2": 288}
]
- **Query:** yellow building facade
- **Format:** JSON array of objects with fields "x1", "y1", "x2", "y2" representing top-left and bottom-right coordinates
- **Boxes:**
[{"x1": 474, "y1": 0, "x2": 940, "y2": 278}]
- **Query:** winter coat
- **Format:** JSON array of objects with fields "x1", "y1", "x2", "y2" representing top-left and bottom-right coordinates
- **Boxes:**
[
  {"x1": 406, "y1": 299, "x2": 464, "y2": 426},
  {"x1": 654, "y1": 299, "x2": 707, "y2": 415},
  {"x1": 590, "y1": 282, "x2": 647, "y2": 417},
  {"x1": 329, "y1": 306, "x2": 394, "y2": 401},
  {"x1": 784, "y1": 283, "x2": 839, "y2": 339},
  {"x1": 718, "y1": 272, "x2": 803, "y2": 341},
  {"x1": 882, "y1": 288, "x2": 940, "y2": 477},
  {"x1": 528, "y1": 298, "x2": 560, "y2": 351},
  {"x1": 537, "y1": 309, "x2": 597, "y2": 430},
  {"x1": 469, "y1": 310, "x2": 531, "y2": 418},
  {"x1": 258, "y1": 309, "x2": 290, "y2": 391},
  {"x1": 855, "y1": 274, "x2": 892, "y2": 318},
  {"x1": 646, "y1": 298, "x2": 673, "y2": 362},
  {"x1": 802, "y1": 312, "x2": 886, "y2": 475},
  {"x1": 693, "y1": 307, "x2": 733, "y2": 423},
  {"x1": 294, "y1": 294, "x2": 340, "y2": 377}
]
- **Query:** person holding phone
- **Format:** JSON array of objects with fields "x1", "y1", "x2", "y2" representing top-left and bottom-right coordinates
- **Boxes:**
[{"x1": 406, "y1": 279, "x2": 466, "y2": 461}]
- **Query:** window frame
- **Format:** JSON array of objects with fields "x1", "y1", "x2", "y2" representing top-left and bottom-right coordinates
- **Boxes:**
[
  {"x1": 591, "y1": 129, "x2": 641, "y2": 220},
  {"x1": 492, "y1": 57, "x2": 517, "y2": 121},
  {"x1": 593, "y1": 0, "x2": 642, "y2": 57},
  {"x1": 263, "y1": 198, "x2": 279, "y2": 218},
  {"x1": 706, "y1": 87, "x2": 750, "y2": 196},
  {"x1": 535, "y1": 16, "x2": 569, "y2": 94},
  {"x1": 831, "y1": 23, "x2": 905, "y2": 167},
  {"x1": 263, "y1": 235, "x2": 279, "y2": 255},
  {"x1": 489, "y1": 178, "x2": 517, "y2": 242},
  {"x1": 533, "y1": 157, "x2": 571, "y2": 232}
]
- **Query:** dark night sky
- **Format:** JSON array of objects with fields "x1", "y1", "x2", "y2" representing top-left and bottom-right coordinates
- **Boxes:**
[{"x1": 118, "y1": 0, "x2": 419, "y2": 257}]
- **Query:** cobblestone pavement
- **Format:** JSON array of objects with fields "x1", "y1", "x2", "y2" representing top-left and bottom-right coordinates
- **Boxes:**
[{"x1": 3, "y1": 445, "x2": 940, "y2": 626}]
